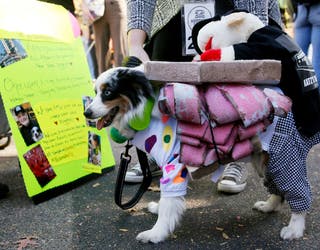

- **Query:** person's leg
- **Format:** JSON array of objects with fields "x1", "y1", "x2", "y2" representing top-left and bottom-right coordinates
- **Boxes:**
[
  {"x1": 92, "y1": 1, "x2": 110, "y2": 74},
  {"x1": 294, "y1": 4, "x2": 311, "y2": 55},
  {"x1": 309, "y1": 3, "x2": 320, "y2": 81},
  {"x1": 107, "y1": 0, "x2": 128, "y2": 67}
]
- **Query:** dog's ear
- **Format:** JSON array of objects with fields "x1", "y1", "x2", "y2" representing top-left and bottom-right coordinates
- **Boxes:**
[{"x1": 117, "y1": 68, "x2": 154, "y2": 99}]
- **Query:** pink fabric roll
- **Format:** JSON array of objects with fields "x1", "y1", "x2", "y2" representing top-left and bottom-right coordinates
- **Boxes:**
[
  {"x1": 179, "y1": 135, "x2": 201, "y2": 147},
  {"x1": 238, "y1": 121, "x2": 266, "y2": 141},
  {"x1": 173, "y1": 83, "x2": 203, "y2": 124},
  {"x1": 231, "y1": 139, "x2": 254, "y2": 160},
  {"x1": 205, "y1": 85, "x2": 240, "y2": 124},
  {"x1": 202, "y1": 123, "x2": 235, "y2": 145},
  {"x1": 177, "y1": 121, "x2": 208, "y2": 139},
  {"x1": 263, "y1": 88, "x2": 292, "y2": 117},
  {"x1": 216, "y1": 84, "x2": 272, "y2": 127},
  {"x1": 180, "y1": 143, "x2": 207, "y2": 167}
]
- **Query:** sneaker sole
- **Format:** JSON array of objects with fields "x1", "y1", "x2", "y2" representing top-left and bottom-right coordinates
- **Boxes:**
[
  {"x1": 217, "y1": 182, "x2": 247, "y2": 194},
  {"x1": 125, "y1": 170, "x2": 163, "y2": 183}
]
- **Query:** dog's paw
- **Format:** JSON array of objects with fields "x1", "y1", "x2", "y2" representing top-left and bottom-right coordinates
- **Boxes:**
[
  {"x1": 253, "y1": 201, "x2": 275, "y2": 213},
  {"x1": 253, "y1": 195, "x2": 282, "y2": 213},
  {"x1": 136, "y1": 229, "x2": 166, "y2": 243},
  {"x1": 148, "y1": 201, "x2": 159, "y2": 214},
  {"x1": 280, "y1": 212, "x2": 306, "y2": 240},
  {"x1": 280, "y1": 225, "x2": 304, "y2": 240}
]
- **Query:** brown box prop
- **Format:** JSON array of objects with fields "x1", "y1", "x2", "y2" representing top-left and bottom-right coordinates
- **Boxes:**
[{"x1": 144, "y1": 60, "x2": 281, "y2": 85}]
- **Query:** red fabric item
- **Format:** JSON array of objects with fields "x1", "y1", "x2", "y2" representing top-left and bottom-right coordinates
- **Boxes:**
[
  {"x1": 204, "y1": 37, "x2": 213, "y2": 51},
  {"x1": 200, "y1": 49, "x2": 221, "y2": 61}
]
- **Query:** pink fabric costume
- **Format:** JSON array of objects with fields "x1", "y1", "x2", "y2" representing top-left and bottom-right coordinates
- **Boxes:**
[{"x1": 158, "y1": 82, "x2": 292, "y2": 167}]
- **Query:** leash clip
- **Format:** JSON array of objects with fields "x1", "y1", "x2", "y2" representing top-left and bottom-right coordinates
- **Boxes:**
[{"x1": 121, "y1": 140, "x2": 133, "y2": 162}]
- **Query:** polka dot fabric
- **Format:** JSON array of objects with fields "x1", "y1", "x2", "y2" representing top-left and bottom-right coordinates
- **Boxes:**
[
  {"x1": 132, "y1": 115, "x2": 189, "y2": 198},
  {"x1": 264, "y1": 112, "x2": 320, "y2": 212}
]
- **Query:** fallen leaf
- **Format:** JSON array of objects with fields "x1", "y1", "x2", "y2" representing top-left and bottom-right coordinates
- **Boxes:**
[
  {"x1": 16, "y1": 236, "x2": 39, "y2": 250},
  {"x1": 128, "y1": 208, "x2": 137, "y2": 213},
  {"x1": 148, "y1": 184, "x2": 160, "y2": 192},
  {"x1": 222, "y1": 232, "x2": 230, "y2": 240},
  {"x1": 171, "y1": 234, "x2": 178, "y2": 239},
  {"x1": 215, "y1": 227, "x2": 224, "y2": 231}
]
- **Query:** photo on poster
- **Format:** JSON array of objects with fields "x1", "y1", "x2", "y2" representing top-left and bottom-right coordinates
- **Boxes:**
[
  {"x1": 23, "y1": 145, "x2": 56, "y2": 187},
  {"x1": 11, "y1": 102, "x2": 44, "y2": 146},
  {"x1": 0, "y1": 39, "x2": 27, "y2": 68},
  {"x1": 88, "y1": 131, "x2": 101, "y2": 166},
  {"x1": 82, "y1": 96, "x2": 96, "y2": 127}
]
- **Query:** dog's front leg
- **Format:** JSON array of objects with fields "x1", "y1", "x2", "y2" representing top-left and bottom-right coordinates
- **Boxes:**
[
  {"x1": 280, "y1": 212, "x2": 306, "y2": 240},
  {"x1": 136, "y1": 196, "x2": 186, "y2": 243}
]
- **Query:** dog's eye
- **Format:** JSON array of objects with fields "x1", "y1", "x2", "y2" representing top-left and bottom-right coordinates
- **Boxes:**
[{"x1": 103, "y1": 90, "x2": 112, "y2": 96}]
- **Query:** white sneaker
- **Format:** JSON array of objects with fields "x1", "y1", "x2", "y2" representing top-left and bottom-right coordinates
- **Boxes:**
[
  {"x1": 125, "y1": 158, "x2": 162, "y2": 183},
  {"x1": 217, "y1": 162, "x2": 248, "y2": 193}
]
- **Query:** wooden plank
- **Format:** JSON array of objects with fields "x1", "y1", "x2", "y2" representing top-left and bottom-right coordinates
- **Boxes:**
[{"x1": 144, "y1": 60, "x2": 281, "y2": 85}]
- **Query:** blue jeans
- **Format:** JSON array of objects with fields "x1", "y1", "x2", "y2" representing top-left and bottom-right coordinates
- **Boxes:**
[{"x1": 294, "y1": 3, "x2": 320, "y2": 82}]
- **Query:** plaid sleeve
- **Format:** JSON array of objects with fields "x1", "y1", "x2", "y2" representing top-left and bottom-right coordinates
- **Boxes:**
[{"x1": 127, "y1": 0, "x2": 156, "y2": 38}]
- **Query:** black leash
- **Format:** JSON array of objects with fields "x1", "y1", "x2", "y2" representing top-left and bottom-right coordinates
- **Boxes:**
[{"x1": 114, "y1": 140, "x2": 152, "y2": 210}]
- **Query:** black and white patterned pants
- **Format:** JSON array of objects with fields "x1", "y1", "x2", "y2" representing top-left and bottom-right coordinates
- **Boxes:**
[{"x1": 264, "y1": 112, "x2": 320, "y2": 213}]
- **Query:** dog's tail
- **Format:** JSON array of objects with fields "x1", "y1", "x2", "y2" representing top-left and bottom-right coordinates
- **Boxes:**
[
  {"x1": 251, "y1": 135, "x2": 269, "y2": 178},
  {"x1": 122, "y1": 56, "x2": 143, "y2": 70}
]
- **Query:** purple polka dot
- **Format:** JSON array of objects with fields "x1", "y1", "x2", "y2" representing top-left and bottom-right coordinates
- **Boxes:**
[
  {"x1": 145, "y1": 135, "x2": 157, "y2": 153},
  {"x1": 160, "y1": 177, "x2": 170, "y2": 184}
]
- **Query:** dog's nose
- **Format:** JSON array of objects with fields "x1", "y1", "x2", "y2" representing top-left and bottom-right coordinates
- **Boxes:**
[{"x1": 83, "y1": 109, "x2": 93, "y2": 118}]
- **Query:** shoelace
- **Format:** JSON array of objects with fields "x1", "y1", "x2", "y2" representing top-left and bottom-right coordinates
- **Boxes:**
[{"x1": 222, "y1": 164, "x2": 243, "y2": 181}]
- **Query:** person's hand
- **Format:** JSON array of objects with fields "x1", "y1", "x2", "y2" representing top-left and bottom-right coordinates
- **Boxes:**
[
  {"x1": 127, "y1": 29, "x2": 150, "y2": 62},
  {"x1": 128, "y1": 45, "x2": 150, "y2": 62}
]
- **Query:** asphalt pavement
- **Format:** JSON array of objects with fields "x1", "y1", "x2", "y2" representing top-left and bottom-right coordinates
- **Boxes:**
[{"x1": 1, "y1": 137, "x2": 320, "y2": 250}]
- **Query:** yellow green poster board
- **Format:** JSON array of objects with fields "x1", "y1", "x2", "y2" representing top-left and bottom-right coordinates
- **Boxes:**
[{"x1": 0, "y1": 0, "x2": 115, "y2": 198}]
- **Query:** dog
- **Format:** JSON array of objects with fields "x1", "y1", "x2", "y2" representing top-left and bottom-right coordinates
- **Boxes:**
[
  {"x1": 30, "y1": 126, "x2": 43, "y2": 142},
  {"x1": 84, "y1": 66, "x2": 313, "y2": 243}
]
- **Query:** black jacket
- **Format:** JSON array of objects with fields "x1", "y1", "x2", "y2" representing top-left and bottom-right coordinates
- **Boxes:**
[{"x1": 233, "y1": 25, "x2": 320, "y2": 137}]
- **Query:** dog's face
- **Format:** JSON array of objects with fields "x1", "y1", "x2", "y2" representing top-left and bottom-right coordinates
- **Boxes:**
[
  {"x1": 84, "y1": 67, "x2": 154, "y2": 132},
  {"x1": 31, "y1": 126, "x2": 42, "y2": 141}
]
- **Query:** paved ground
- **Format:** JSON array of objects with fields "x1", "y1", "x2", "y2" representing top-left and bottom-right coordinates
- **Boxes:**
[{"x1": 1, "y1": 137, "x2": 320, "y2": 250}]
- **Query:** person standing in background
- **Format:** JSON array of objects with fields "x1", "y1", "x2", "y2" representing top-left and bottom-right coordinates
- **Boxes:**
[
  {"x1": 293, "y1": 0, "x2": 320, "y2": 81},
  {"x1": 82, "y1": 0, "x2": 128, "y2": 74},
  {"x1": 125, "y1": 0, "x2": 284, "y2": 194}
]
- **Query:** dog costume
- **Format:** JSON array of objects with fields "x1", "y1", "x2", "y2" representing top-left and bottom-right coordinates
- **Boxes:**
[{"x1": 192, "y1": 10, "x2": 320, "y2": 212}]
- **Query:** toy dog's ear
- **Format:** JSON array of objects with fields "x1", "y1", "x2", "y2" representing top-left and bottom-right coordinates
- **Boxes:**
[
  {"x1": 224, "y1": 12, "x2": 246, "y2": 27},
  {"x1": 192, "y1": 16, "x2": 221, "y2": 55}
]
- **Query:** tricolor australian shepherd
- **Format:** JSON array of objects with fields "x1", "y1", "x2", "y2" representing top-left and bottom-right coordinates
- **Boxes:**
[{"x1": 84, "y1": 66, "x2": 310, "y2": 243}]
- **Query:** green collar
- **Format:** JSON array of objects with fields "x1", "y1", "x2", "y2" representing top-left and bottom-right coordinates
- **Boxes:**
[{"x1": 128, "y1": 98, "x2": 154, "y2": 131}]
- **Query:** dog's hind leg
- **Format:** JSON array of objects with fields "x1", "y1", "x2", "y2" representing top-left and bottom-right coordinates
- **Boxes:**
[
  {"x1": 254, "y1": 196, "x2": 306, "y2": 239},
  {"x1": 253, "y1": 194, "x2": 283, "y2": 212},
  {"x1": 136, "y1": 196, "x2": 186, "y2": 243}
]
